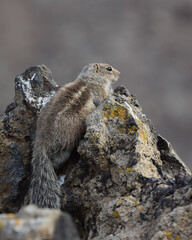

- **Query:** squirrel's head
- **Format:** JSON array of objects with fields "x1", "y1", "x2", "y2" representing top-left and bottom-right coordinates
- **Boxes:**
[{"x1": 78, "y1": 63, "x2": 120, "y2": 84}]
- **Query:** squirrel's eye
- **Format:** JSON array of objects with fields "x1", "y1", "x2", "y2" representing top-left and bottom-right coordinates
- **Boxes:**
[{"x1": 106, "y1": 67, "x2": 112, "y2": 71}]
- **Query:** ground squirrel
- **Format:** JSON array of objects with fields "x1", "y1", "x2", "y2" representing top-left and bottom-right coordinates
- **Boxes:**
[{"x1": 29, "y1": 63, "x2": 120, "y2": 208}]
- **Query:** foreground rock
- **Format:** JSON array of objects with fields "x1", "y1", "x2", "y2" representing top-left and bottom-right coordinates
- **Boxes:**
[
  {"x1": 0, "y1": 205, "x2": 80, "y2": 240},
  {"x1": 0, "y1": 66, "x2": 191, "y2": 239}
]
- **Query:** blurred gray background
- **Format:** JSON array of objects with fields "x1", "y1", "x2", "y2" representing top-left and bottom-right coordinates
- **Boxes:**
[{"x1": 0, "y1": 0, "x2": 192, "y2": 169}]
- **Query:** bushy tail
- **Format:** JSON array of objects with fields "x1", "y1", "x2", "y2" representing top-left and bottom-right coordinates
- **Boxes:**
[{"x1": 29, "y1": 152, "x2": 61, "y2": 209}]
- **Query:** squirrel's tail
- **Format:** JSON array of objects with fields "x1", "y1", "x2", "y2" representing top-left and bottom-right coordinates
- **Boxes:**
[{"x1": 29, "y1": 151, "x2": 61, "y2": 209}]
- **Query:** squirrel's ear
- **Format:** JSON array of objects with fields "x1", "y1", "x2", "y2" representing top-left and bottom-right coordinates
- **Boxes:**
[{"x1": 94, "y1": 64, "x2": 99, "y2": 73}]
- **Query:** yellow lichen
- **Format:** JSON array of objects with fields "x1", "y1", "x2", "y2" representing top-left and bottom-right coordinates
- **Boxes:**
[
  {"x1": 102, "y1": 105, "x2": 131, "y2": 132},
  {"x1": 136, "y1": 119, "x2": 149, "y2": 143},
  {"x1": 102, "y1": 104, "x2": 140, "y2": 135},
  {"x1": 175, "y1": 235, "x2": 180, "y2": 240},
  {"x1": 90, "y1": 134, "x2": 99, "y2": 144},
  {"x1": 128, "y1": 125, "x2": 138, "y2": 134},
  {"x1": 138, "y1": 128, "x2": 148, "y2": 143},
  {"x1": 113, "y1": 210, "x2": 120, "y2": 218},
  {"x1": 103, "y1": 105, "x2": 128, "y2": 121},
  {"x1": 140, "y1": 207, "x2": 144, "y2": 211},
  {"x1": 125, "y1": 168, "x2": 132, "y2": 176},
  {"x1": 118, "y1": 166, "x2": 124, "y2": 174},
  {"x1": 135, "y1": 202, "x2": 139, "y2": 207},
  {"x1": 163, "y1": 230, "x2": 172, "y2": 237},
  {"x1": 166, "y1": 196, "x2": 172, "y2": 199},
  {"x1": 118, "y1": 127, "x2": 125, "y2": 133}
]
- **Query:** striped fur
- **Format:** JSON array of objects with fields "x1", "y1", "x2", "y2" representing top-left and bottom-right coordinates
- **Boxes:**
[{"x1": 29, "y1": 63, "x2": 120, "y2": 208}]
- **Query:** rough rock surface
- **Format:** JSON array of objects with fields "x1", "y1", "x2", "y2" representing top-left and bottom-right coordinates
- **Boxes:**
[
  {"x1": 0, "y1": 65, "x2": 58, "y2": 212},
  {"x1": 0, "y1": 66, "x2": 191, "y2": 239},
  {"x1": 0, "y1": 205, "x2": 80, "y2": 240},
  {"x1": 61, "y1": 86, "x2": 192, "y2": 239}
]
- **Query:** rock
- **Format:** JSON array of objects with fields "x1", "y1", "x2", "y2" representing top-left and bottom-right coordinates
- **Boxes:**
[
  {"x1": 0, "y1": 205, "x2": 80, "y2": 240},
  {"x1": 61, "y1": 86, "x2": 192, "y2": 239},
  {"x1": 0, "y1": 66, "x2": 191, "y2": 239},
  {"x1": 0, "y1": 65, "x2": 58, "y2": 212}
]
